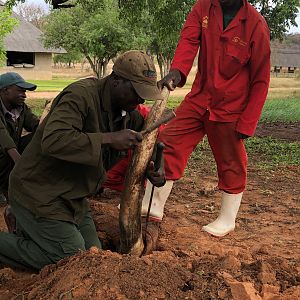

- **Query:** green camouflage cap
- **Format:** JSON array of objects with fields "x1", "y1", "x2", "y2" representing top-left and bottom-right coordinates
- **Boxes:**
[
  {"x1": 0, "y1": 72, "x2": 37, "y2": 91},
  {"x1": 113, "y1": 50, "x2": 163, "y2": 100}
]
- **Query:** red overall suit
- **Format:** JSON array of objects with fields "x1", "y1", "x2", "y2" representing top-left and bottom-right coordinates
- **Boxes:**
[{"x1": 160, "y1": 0, "x2": 271, "y2": 193}]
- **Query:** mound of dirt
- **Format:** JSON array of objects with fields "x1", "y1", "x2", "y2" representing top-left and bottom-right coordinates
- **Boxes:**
[{"x1": 1, "y1": 244, "x2": 299, "y2": 299}]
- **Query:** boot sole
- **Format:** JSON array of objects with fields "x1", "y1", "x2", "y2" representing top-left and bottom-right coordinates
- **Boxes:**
[{"x1": 202, "y1": 226, "x2": 234, "y2": 237}]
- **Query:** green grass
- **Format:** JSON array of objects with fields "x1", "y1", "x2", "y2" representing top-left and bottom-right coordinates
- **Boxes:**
[
  {"x1": 30, "y1": 78, "x2": 76, "y2": 92},
  {"x1": 260, "y1": 98, "x2": 300, "y2": 122},
  {"x1": 145, "y1": 95, "x2": 183, "y2": 108},
  {"x1": 189, "y1": 136, "x2": 300, "y2": 169},
  {"x1": 26, "y1": 98, "x2": 47, "y2": 116},
  {"x1": 166, "y1": 96, "x2": 300, "y2": 123},
  {"x1": 167, "y1": 96, "x2": 183, "y2": 108},
  {"x1": 245, "y1": 137, "x2": 300, "y2": 167},
  {"x1": 28, "y1": 94, "x2": 300, "y2": 124}
]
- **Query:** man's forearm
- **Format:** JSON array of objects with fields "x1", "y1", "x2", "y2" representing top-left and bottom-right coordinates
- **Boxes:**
[{"x1": 100, "y1": 132, "x2": 115, "y2": 144}]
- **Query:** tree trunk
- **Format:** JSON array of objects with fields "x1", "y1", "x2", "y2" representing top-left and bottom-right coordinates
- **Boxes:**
[
  {"x1": 156, "y1": 53, "x2": 164, "y2": 80},
  {"x1": 119, "y1": 88, "x2": 170, "y2": 256},
  {"x1": 102, "y1": 60, "x2": 109, "y2": 77},
  {"x1": 85, "y1": 54, "x2": 99, "y2": 78},
  {"x1": 157, "y1": 53, "x2": 170, "y2": 78}
]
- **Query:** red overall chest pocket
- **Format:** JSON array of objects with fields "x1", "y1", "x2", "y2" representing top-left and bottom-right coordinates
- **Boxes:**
[{"x1": 219, "y1": 37, "x2": 250, "y2": 79}]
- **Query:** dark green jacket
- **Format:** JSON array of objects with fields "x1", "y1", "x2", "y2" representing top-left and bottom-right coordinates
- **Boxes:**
[
  {"x1": 9, "y1": 77, "x2": 144, "y2": 224},
  {"x1": 0, "y1": 100, "x2": 39, "y2": 190}
]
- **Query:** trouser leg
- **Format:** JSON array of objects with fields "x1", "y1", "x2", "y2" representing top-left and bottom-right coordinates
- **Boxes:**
[
  {"x1": 159, "y1": 100, "x2": 206, "y2": 180},
  {"x1": 78, "y1": 207, "x2": 102, "y2": 249},
  {"x1": 0, "y1": 200, "x2": 86, "y2": 270},
  {"x1": 202, "y1": 117, "x2": 247, "y2": 236},
  {"x1": 103, "y1": 157, "x2": 130, "y2": 192},
  {"x1": 0, "y1": 231, "x2": 52, "y2": 270},
  {"x1": 204, "y1": 116, "x2": 248, "y2": 193}
]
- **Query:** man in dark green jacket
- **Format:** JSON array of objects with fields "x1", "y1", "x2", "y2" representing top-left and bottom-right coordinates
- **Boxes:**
[
  {"x1": 0, "y1": 72, "x2": 39, "y2": 230},
  {"x1": 0, "y1": 50, "x2": 165, "y2": 270}
]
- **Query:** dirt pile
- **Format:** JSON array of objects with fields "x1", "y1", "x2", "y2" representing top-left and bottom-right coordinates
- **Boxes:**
[{"x1": 0, "y1": 242, "x2": 299, "y2": 299}]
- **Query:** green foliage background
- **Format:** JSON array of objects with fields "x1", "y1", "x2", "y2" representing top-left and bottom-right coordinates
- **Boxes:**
[
  {"x1": 42, "y1": 0, "x2": 134, "y2": 77},
  {"x1": 0, "y1": 7, "x2": 18, "y2": 65}
]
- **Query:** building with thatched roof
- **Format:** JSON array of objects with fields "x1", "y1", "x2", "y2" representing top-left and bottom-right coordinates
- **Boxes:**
[
  {"x1": 271, "y1": 47, "x2": 300, "y2": 74},
  {"x1": 0, "y1": 1, "x2": 66, "y2": 79}
]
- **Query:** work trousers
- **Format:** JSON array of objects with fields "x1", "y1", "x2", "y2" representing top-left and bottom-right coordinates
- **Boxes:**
[
  {"x1": 159, "y1": 101, "x2": 248, "y2": 194},
  {"x1": 0, "y1": 198, "x2": 101, "y2": 270}
]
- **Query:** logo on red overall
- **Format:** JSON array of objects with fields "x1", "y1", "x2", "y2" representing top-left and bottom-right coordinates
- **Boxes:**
[
  {"x1": 202, "y1": 16, "x2": 209, "y2": 29},
  {"x1": 232, "y1": 37, "x2": 247, "y2": 46}
]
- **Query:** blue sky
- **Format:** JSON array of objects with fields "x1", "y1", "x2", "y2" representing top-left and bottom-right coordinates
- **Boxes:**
[{"x1": 24, "y1": 0, "x2": 300, "y2": 34}]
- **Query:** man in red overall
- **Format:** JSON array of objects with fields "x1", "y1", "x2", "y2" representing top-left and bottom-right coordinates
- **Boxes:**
[{"x1": 141, "y1": 0, "x2": 271, "y2": 237}]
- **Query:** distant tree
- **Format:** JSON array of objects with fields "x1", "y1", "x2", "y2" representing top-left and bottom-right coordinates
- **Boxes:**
[
  {"x1": 119, "y1": 0, "x2": 195, "y2": 78},
  {"x1": 43, "y1": 0, "x2": 133, "y2": 77},
  {"x1": 53, "y1": 51, "x2": 83, "y2": 68},
  {"x1": 249, "y1": 0, "x2": 300, "y2": 40},
  {"x1": 15, "y1": 2, "x2": 49, "y2": 30},
  {"x1": 0, "y1": 7, "x2": 18, "y2": 65}
]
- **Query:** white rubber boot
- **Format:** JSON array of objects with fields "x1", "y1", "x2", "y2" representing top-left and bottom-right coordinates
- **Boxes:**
[
  {"x1": 141, "y1": 180, "x2": 174, "y2": 221},
  {"x1": 202, "y1": 191, "x2": 243, "y2": 237}
]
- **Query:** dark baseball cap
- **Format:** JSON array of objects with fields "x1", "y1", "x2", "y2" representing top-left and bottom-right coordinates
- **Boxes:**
[
  {"x1": 113, "y1": 50, "x2": 163, "y2": 100},
  {"x1": 0, "y1": 72, "x2": 37, "y2": 91}
]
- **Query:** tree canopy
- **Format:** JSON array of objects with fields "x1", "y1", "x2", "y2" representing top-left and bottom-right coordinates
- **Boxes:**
[
  {"x1": 249, "y1": 0, "x2": 300, "y2": 40},
  {"x1": 119, "y1": 0, "x2": 196, "y2": 77},
  {"x1": 15, "y1": 2, "x2": 48, "y2": 30},
  {"x1": 43, "y1": 0, "x2": 133, "y2": 77},
  {"x1": 0, "y1": 7, "x2": 18, "y2": 65}
]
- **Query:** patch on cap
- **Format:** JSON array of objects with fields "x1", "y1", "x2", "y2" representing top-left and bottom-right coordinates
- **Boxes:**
[{"x1": 143, "y1": 70, "x2": 157, "y2": 78}]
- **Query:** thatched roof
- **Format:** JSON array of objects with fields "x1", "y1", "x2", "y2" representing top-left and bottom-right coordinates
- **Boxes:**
[
  {"x1": 1, "y1": 1, "x2": 66, "y2": 54},
  {"x1": 271, "y1": 48, "x2": 300, "y2": 68}
]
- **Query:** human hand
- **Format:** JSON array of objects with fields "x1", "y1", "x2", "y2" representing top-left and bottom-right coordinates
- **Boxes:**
[
  {"x1": 157, "y1": 69, "x2": 181, "y2": 91},
  {"x1": 146, "y1": 142, "x2": 166, "y2": 187},
  {"x1": 103, "y1": 129, "x2": 143, "y2": 150},
  {"x1": 146, "y1": 161, "x2": 166, "y2": 187}
]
